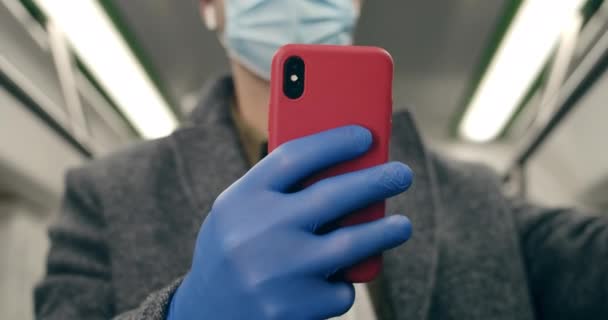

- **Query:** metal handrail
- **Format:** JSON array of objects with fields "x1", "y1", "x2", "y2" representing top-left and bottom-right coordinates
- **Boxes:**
[
  {"x1": 0, "y1": 59, "x2": 92, "y2": 157},
  {"x1": 2, "y1": 0, "x2": 139, "y2": 158},
  {"x1": 506, "y1": 24, "x2": 608, "y2": 177}
]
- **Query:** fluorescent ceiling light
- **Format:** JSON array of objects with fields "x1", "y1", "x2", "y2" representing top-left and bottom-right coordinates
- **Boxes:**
[
  {"x1": 459, "y1": 0, "x2": 584, "y2": 143},
  {"x1": 35, "y1": 0, "x2": 178, "y2": 139}
]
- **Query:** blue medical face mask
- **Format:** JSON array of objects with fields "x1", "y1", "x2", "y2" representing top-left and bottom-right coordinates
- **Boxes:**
[{"x1": 223, "y1": 0, "x2": 358, "y2": 80}]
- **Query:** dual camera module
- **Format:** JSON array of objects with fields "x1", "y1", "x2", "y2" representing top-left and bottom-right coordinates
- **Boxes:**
[{"x1": 283, "y1": 56, "x2": 305, "y2": 99}]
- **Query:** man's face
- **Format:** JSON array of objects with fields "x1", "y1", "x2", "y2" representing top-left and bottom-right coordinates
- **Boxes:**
[{"x1": 201, "y1": 0, "x2": 363, "y2": 32}]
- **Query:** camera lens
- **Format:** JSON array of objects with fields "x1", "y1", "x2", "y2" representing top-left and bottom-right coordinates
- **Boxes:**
[{"x1": 283, "y1": 56, "x2": 305, "y2": 99}]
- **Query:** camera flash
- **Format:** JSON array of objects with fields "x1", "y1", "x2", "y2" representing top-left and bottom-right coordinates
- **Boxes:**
[{"x1": 290, "y1": 74, "x2": 299, "y2": 82}]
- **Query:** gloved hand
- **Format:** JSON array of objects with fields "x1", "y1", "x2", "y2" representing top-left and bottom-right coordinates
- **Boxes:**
[{"x1": 168, "y1": 125, "x2": 413, "y2": 320}]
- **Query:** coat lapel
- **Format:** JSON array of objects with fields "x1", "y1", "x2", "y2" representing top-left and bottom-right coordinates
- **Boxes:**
[
  {"x1": 379, "y1": 111, "x2": 440, "y2": 320},
  {"x1": 170, "y1": 76, "x2": 249, "y2": 216}
]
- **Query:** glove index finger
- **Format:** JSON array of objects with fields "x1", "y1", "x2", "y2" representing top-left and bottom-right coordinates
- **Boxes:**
[{"x1": 246, "y1": 125, "x2": 372, "y2": 191}]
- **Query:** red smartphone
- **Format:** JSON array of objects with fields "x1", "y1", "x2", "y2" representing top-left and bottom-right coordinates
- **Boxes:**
[{"x1": 268, "y1": 44, "x2": 393, "y2": 282}]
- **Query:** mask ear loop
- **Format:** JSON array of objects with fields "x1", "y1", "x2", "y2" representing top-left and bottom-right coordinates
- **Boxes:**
[{"x1": 203, "y1": 4, "x2": 218, "y2": 30}]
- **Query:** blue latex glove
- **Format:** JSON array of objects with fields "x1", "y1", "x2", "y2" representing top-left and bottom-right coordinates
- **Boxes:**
[{"x1": 168, "y1": 126, "x2": 413, "y2": 320}]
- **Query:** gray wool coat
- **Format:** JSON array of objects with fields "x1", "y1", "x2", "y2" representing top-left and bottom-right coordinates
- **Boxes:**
[{"x1": 35, "y1": 76, "x2": 608, "y2": 319}]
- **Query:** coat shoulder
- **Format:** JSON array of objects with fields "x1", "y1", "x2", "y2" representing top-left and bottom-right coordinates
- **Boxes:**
[{"x1": 65, "y1": 135, "x2": 182, "y2": 208}]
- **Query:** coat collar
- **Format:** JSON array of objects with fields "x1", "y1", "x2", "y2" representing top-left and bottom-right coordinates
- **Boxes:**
[
  {"x1": 186, "y1": 75, "x2": 236, "y2": 128},
  {"x1": 171, "y1": 76, "x2": 440, "y2": 319}
]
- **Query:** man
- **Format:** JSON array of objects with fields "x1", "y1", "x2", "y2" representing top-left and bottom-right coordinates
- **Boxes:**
[{"x1": 35, "y1": 0, "x2": 608, "y2": 319}]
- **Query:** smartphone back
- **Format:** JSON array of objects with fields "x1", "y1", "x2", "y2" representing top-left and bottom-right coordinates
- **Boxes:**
[{"x1": 268, "y1": 44, "x2": 393, "y2": 282}]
